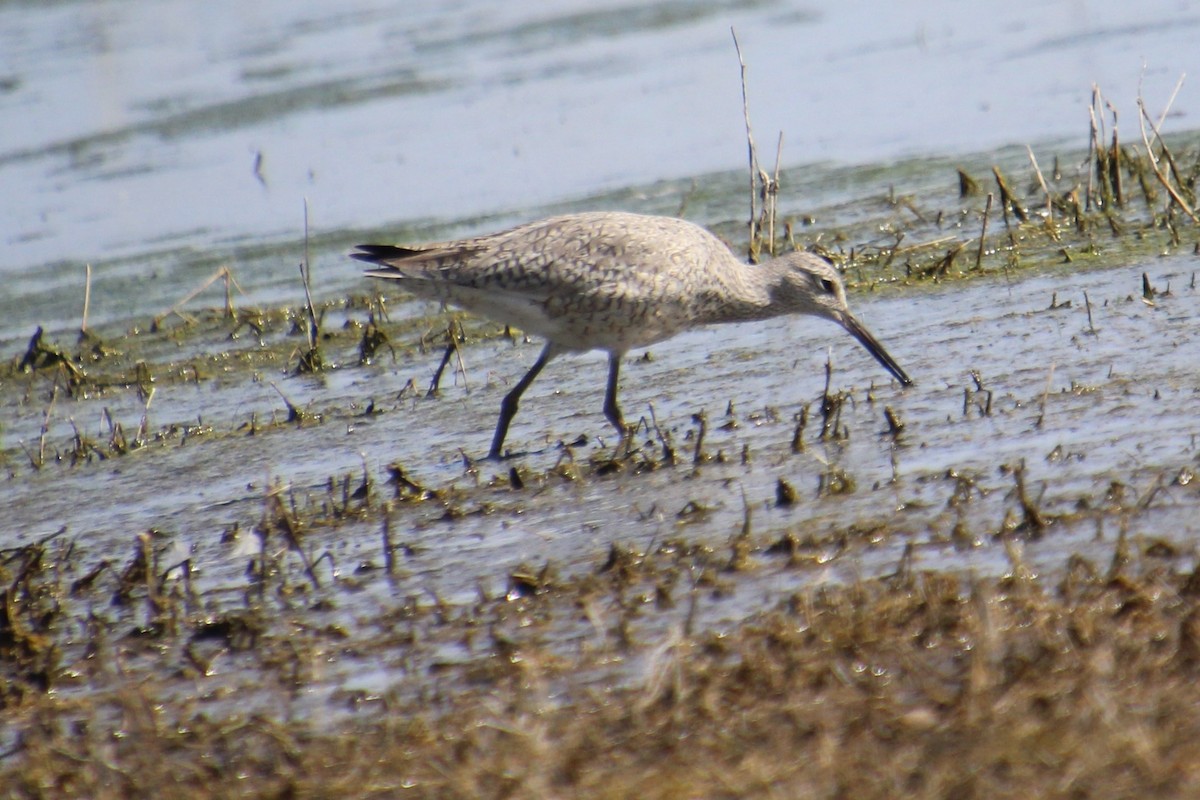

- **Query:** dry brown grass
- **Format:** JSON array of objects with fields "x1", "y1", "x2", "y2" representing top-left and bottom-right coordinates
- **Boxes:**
[
  {"x1": 6, "y1": 544, "x2": 1200, "y2": 799},
  {"x1": 4, "y1": 88, "x2": 1198, "y2": 798}
]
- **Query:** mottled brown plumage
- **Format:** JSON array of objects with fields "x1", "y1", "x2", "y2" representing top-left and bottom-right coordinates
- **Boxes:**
[{"x1": 353, "y1": 211, "x2": 911, "y2": 458}]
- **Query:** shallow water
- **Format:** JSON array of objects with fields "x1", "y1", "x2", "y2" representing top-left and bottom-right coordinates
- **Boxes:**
[
  {"x1": 7, "y1": 254, "x2": 1197, "y2": 606},
  {"x1": 2, "y1": 0, "x2": 1198, "y2": 342},
  {"x1": 3, "y1": 230, "x2": 1198, "y2": 720}
]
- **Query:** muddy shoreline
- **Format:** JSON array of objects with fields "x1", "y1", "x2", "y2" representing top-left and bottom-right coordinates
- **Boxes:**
[{"x1": 3, "y1": 132, "x2": 1200, "y2": 796}]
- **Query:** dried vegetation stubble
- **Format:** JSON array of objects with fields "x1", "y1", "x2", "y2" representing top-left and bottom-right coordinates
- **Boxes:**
[
  {"x1": 6, "y1": 530, "x2": 1200, "y2": 798},
  {"x1": 2, "y1": 92, "x2": 1200, "y2": 796}
]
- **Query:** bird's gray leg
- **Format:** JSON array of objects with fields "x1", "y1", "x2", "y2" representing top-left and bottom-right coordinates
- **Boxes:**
[
  {"x1": 489, "y1": 344, "x2": 555, "y2": 460},
  {"x1": 602, "y1": 353, "x2": 626, "y2": 437}
]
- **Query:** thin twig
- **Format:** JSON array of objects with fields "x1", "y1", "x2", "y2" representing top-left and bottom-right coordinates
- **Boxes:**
[
  {"x1": 1035, "y1": 363, "x2": 1056, "y2": 429},
  {"x1": 269, "y1": 382, "x2": 304, "y2": 423},
  {"x1": 1137, "y1": 96, "x2": 1198, "y2": 221},
  {"x1": 766, "y1": 130, "x2": 784, "y2": 256},
  {"x1": 1107, "y1": 102, "x2": 1123, "y2": 208},
  {"x1": 1026, "y1": 146, "x2": 1053, "y2": 223},
  {"x1": 1086, "y1": 85, "x2": 1103, "y2": 210},
  {"x1": 992, "y1": 166, "x2": 1028, "y2": 223},
  {"x1": 975, "y1": 193, "x2": 993, "y2": 270},
  {"x1": 731, "y1": 27, "x2": 761, "y2": 260},
  {"x1": 81, "y1": 263, "x2": 92, "y2": 334},
  {"x1": 223, "y1": 269, "x2": 234, "y2": 317},
  {"x1": 452, "y1": 321, "x2": 470, "y2": 390},
  {"x1": 153, "y1": 266, "x2": 245, "y2": 326},
  {"x1": 137, "y1": 386, "x2": 155, "y2": 442},
  {"x1": 37, "y1": 384, "x2": 59, "y2": 469},
  {"x1": 1156, "y1": 71, "x2": 1187, "y2": 130},
  {"x1": 381, "y1": 503, "x2": 395, "y2": 576},
  {"x1": 300, "y1": 199, "x2": 319, "y2": 349}
]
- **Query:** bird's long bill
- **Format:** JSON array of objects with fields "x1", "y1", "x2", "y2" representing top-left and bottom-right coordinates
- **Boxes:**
[{"x1": 839, "y1": 313, "x2": 913, "y2": 387}]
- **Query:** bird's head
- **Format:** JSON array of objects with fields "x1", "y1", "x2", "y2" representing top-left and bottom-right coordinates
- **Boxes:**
[
  {"x1": 770, "y1": 251, "x2": 852, "y2": 319},
  {"x1": 770, "y1": 251, "x2": 913, "y2": 387}
]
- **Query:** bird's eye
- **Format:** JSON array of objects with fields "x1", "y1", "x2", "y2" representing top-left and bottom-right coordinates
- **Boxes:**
[{"x1": 820, "y1": 278, "x2": 836, "y2": 294}]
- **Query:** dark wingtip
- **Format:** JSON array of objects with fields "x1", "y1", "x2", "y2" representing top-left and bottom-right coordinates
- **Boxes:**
[{"x1": 350, "y1": 244, "x2": 423, "y2": 265}]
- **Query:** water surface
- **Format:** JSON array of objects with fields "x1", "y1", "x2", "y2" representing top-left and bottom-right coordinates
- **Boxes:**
[{"x1": 2, "y1": 0, "x2": 1197, "y2": 341}]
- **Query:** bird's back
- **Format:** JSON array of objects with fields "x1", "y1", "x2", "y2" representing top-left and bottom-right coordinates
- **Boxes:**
[{"x1": 357, "y1": 212, "x2": 743, "y2": 353}]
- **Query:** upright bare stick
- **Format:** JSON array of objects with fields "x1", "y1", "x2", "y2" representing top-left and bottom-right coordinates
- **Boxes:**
[
  {"x1": 731, "y1": 28, "x2": 761, "y2": 259},
  {"x1": 300, "y1": 198, "x2": 319, "y2": 349},
  {"x1": 1026, "y1": 146, "x2": 1053, "y2": 223},
  {"x1": 80, "y1": 263, "x2": 92, "y2": 334}
]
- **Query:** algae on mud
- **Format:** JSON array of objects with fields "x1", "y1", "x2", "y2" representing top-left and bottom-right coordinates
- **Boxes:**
[
  {"x1": 2, "y1": 131, "x2": 1200, "y2": 797},
  {"x1": 7, "y1": 533, "x2": 1200, "y2": 798}
]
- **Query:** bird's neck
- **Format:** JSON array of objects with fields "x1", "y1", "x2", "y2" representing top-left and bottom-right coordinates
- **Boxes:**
[{"x1": 699, "y1": 258, "x2": 785, "y2": 323}]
